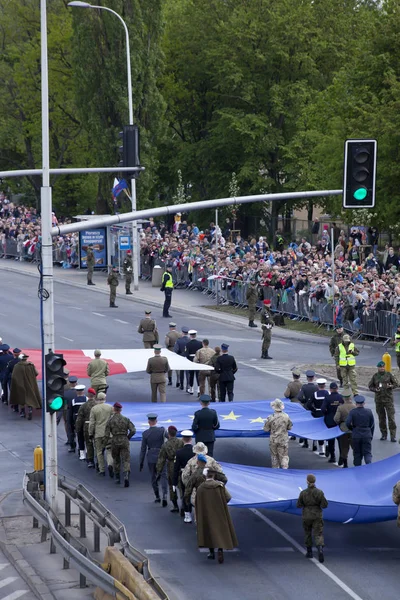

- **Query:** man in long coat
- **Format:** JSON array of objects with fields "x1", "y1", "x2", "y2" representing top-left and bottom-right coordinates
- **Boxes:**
[
  {"x1": 10, "y1": 353, "x2": 42, "y2": 419},
  {"x1": 195, "y1": 468, "x2": 238, "y2": 563}
]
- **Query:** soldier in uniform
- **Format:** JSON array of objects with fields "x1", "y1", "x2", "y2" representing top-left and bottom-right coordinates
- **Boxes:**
[
  {"x1": 156, "y1": 425, "x2": 184, "y2": 511},
  {"x1": 263, "y1": 399, "x2": 293, "y2": 468},
  {"x1": 298, "y1": 370, "x2": 318, "y2": 448},
  {"x1": 192, "y1": 395, "x2": 220, "y2": 457},
  {"x1": 138, "y1": 310, "x2": 158, "y2": 349},
  {"x1": 329, "y1": 325, "x2": 344, "y2": 386},
  {"x1": 67, "y1": 384, "x2": 87, "y2": 456},
  {"x1": 284, "y1": 368, "x2": 302, "y2": 402},
  {"x1": 391, "y1": 322, "x2": 400, "y2": 371},
  {"x1": 246, "y1": 280, "x2": 258, "y2": 328},
  {"x1": 296, "y1": 473, "x2": 328, "y2": 563},
  {"x1": 346, "y1": 395, "x2": 375, "y2": 466},
  {"x1": 194, "y1": 339, "x2": 215, "y2": 396},
  {"x1": 104, "y1": 402, "x2": 136, "y2": 487},
  {"x1": 260, "y1": 299, "x2": 273, "y2": 359},
  {"x1": 209, "y1": 346, "x2": 221, "y2": 402},
  {"x1": 174, "y1": 326, "x2": 189, "y2": 391},
  {"x1": 86, "y1": 244, "x2": 95, "y2": 285},
  {"x1": 75, "y1": 387, "x2": 97, "y2": 466},
  {"x1": 146, "y1": 345, "x2": 170, "y2": 403},
  {"x1": 173, "y1": 430, "x2": 195, "y2": 520},
  {"x1": 107, "y1": 265, "x2": 119, "y2": 308},
  {"x1": 87, "y1": 350, "x2": 109, "y2": 394},
  {"x1": 321, "y1": 382, "x2": 343, "y2": 463},
  {"x1": 368, "y1": 360, "x2": 398, "y2": 442},
  {"x1": 165, "y1": 322, "x2": 180, "y2": 386},
  {"x1": 160, "y1": 264, "x2": 174, "y2": 318},
  {"x1": 335, "y1": 334, "x2": 359, "y2": 395},
  {"x1": 63, "y1": 375, "x2": 78, "y2": 445},
  {"x1": 140, "y1": 413, "x2": 168, "y2": 505},
  {"x1": 4, "y1": 348, "x2": 21, "y2": 411},
  {"x1": 333, "y1": 385, "x2": 356, "y2": 468},
  {"x1": 89, "y1": 392, "x2": 114, "y2": 477},
  {"x1": 185, "y1": 330, "x2": 202, "y2": 396},
  {"x1": 215, "y1": 343, "x2": 237, "y2": 402},
  {"x1": 122, "y1": 250, "x2": 133, "y2": 295},
  {"x1": 392, "y1": 480, "x2": 400, "y2": 528}
]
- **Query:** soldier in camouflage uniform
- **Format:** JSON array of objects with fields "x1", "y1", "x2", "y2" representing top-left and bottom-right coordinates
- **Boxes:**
[
  {"x1": 246, "y1": 280, "x2": 258, "y2": 328},
  {"x1": 297, "y1": 473, "x2": 328, "y2": 563},
  {"x1": 194, "y1": 339, "x2": 215, "y2": 396},
  {"x1": 107, "y1": 266, "x2": 119, "y2": 308},
  {"x1": 122, "y1": 250, "x2": 133, "y2": 295},
  {"x1": 165, "y1": 322, "x2": 181, "y2": 386},
  {"x1": 86, "y1": 245, "x2": 95, "y2": 285},
  {"x1": 75, "y1": 387, "x2": 97, "y2": 468},
  {"x1": 260, "y1": 299, "x2": 273, "y2": 359},
  {"x1": 392, "y1": 480, "x2": 400, "y2": 527},
  {"x1": 104, "y1": 402, "x2": 136, "y2": 487},
  {"x1": 156, "y1": 425, "x2": 184, "y2": 512},
  {"x1": 368, "y1": 360, "x2": 398, "y2": 442},
  {"x1": 263, "y1": 399, "x2": 293, "y2": 469},
  {"x1": 329, "y1": 325, "x2": 344, "y2": 386}
]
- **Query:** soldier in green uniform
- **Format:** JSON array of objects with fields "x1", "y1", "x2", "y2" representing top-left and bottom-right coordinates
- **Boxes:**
[
  {"x1": 246, "y1": 280, "x2": 258, "y2": 328},
  {"x1": 104, "y1": 402, "x2": 136, "y2": 487},
  {"x1": 329, "y1": 325, "x2": 344, "y2": 386},
  {"x1": 122, "y1": 250, "x2": 133, "y2": 295},
  {"x1": 138, "y1": 310, "x2": 158, "y2": 349},
  {"x1": 75, "y1": 387, "x2": 97, "y2": 467},
  {"x1": 296, "y1": 473, "x2": 328, "y2": 563},
  {"x1": 156, "y1": 425, "x2": 184, "y2": 512},
  {"x1": 86, "y1": 245, "x2": 95, "y2": 285},
  {"x1": 107, "y1": 266, "x2": 119, "y2": 308},
  {"x1": 368, "y1": 360, "x2": 398, "y2": 442},
  {"x1": 165, "y1": 322, "x2": 181, "y2": 386},
  {"x1": 261, "y1": 299, "x2": 273, "y2": 359},
  {"x1": 391, "y1": 323, "x2": 400, "y2": 371}
]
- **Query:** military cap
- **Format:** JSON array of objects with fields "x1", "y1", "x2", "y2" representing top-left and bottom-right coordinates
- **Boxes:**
[
  {"x1": 97, "y1": 392, "x2": 107, "y2": 400},
  {"x1": 181, "y1": 430, "x2": 193, "y2": 437},
  {"x1": 145, "y1": 309, "x2": 152, "y2": 315},
  {"x1": 199, "y1": 395, "x2": 211, "y2": 405},
  {"x1": 126, "y1": 250, "x2": 131, "y2": 255},
  {"x1": 307, "y1": 474, "x2": 316, "y2": 484},
  {"x1": 193, "y1": 442, "x2": 208, "y2": 454},
  {"x1": 316, "y1": 378, "x2": 327, "y2": 385},
  {"x1": 69, "y1": 375, "x2": 78, "y2": 383},
  {"x1": 168, "y1": 425, "x2": 177, "y2": 434},
  {"x1": 13, "y1": 348, "x2": 21, "y2": 354},
  {"x1": 20, "y1": 353, "x2": 29, "y2": 358},
  {"x1": 88, "y1": 388, "x2": 96, "y2": 395},
  {"x1": 188, "y1": 329, "x2": 197, "y2": 335},
  {"x1": 263, "y1": 299, "x2": 271, "y2": 305},
  {"x1": 153, "y1": 344, "x2": 162, "y2": 351},
  {"x1": 113, "y1": 402, "x2": 122, "y2": 409},
  {"x1": 169, "y1": 322, "x2": 176, "y2": 327},
  {"x1": 0, "y1": 344, "x2": 9, "y2": 351},
  {"x1": 147, "y1": 413, "x2": 158, "y2": 420},
  {"x1": 342, "y1": 334, "x2": 351, "y2": 342},
  {"x1": 335, "y1": 325, "x2": 344, "y2": 330},
  {"x1": 207, "y1": 467, "x2": 219, "y2": 475},
  {"x1": 75, "y1": 384, "x2": 86, "y2": 391},
  {"x1": 221, "y1": 343, "x2": 229, "y2": 350},
  {"x1": 354, "y1": 395, "x2": 365, "y2": 404},
  {"x1": 377, "y1": 360, "x2": 385, "y2": 367},
  {"x1": 292, "y1": 367, "x2": 301, "y2": 377},
  {"x1": 94, "y1": 349, "x2": 101, "y2": 356},
  {"x1": 305, "y1": 370, "x2": 315, "y2": 378},
  {"x1": 342, "y1": 386, "x2": 352, "y2": 397},
  {"x1": 329, "y1": 382, "x2": 338, "y2": 389},
  {"x1": 271, "y1": 399, "x2": 284, "y2": 411},
  {"x1": 197, "y1": 453, "x2": 207, "y2": 463},
  {"x1": 181, "y1": 326, "x2": 189, "y2": 333}
]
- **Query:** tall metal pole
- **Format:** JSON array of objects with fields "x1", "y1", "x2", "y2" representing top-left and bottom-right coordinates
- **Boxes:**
[
  {"x1": 215, "y1": 209, "x2": 219, "y2": 305},
  {"x1": 40, "y1": 0, "x2": 57, "y2": 508},
  {"x1": 331, "y1": 227, "x2": 335, "y2": 326}
]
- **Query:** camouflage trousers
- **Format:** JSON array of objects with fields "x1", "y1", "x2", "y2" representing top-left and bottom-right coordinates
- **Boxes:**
[
  {"x1": 109, "y1": 285, "x2": 117, "y2": 305},
  {"x1": 303, "y1": 517, "x2": 324, "y2": 547},
  {"x1": 269, "y1": 440, "x2": 289, "y2": 469},
  {"x1": 167, "y1": 462, "x2": 178, "y2": 504},
  {"x1": 125, "y1": 274, "x2": 132, "y2": 292},
  {"x1": 94, "y1": 438, "x2": 113, "y2": 473},
  {"x1": 87, "y1": 266, "x2": 93, "y2": 284},
  {"x1": 84, "y1": 426, "x2": 95, "y2": 462},
  {"x1": 340, "y1": 366, "x2": 358, "y2": 395},
  {"x1": 262, "y1": 338, "x2": 271, "y2": 353},
  {"x1": 209, "y1": 373, "x2": 220, "y2": 402},
  {"x1": 248, "y1": 304, "x2": 256, "y2": 321},
  {"x1": 375, "y1": 399, "x2": 396, "y2": 438},
  {"x1": 198, "y1": 371, "x2": 211, "y2": 395},
  {"x1": 334, "y1": 359, "x2": 343, "y2": 384},
  {"x1": 111, "y1": 438, "x2": 131, "y2": 474}
]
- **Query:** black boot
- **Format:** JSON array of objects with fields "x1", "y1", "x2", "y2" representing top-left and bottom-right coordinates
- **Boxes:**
[
  {"x1": 170, "y1": 501, "x2": 179, "y2": 513},
  {"x1": 317, "y1": 546, "x2": 324, "y2": 563},
  {"x1": 115, "y1": 472, "x2": 121, "y2": 484},
  {"x1": 176, "y1": 381, "x2": 180, "y2": 388},
  {"x1": 249, "y1": 320, "x2": 257, "y2": 328},
  {"x1": 108, "y1": 465, "x2": 114, "y2": 478},
  {"x1": 126, "y1": 290, "x2": 133, "y2": 295},
  {"x1": 162, "y1": 497, "x2": 168, "y2": 507},
  {"x1": 155, "y1": 494, "x2": 161, "y2": 503},
  {"x1": 306, "y1": 547, "x2": 313, "y2": 558},
  {"x1": 380, "y1": 434, "x2": 387, "y2": 441},
  {"x1": 302, "y1": 441, "x2": 309, "y2": 449},
  {"x1": 328, "y1": 454, "x2": 336, "y2": 463},
  {"x1": 343, "y1": 458, "x2": 348, "y2": 468},
  {"x1": 338, "y1": 456, "x2": 344, "y2": 467},
  {"x1": 27, "y1": 407, "x2": 33, "y2": 420},
  {"x1": 261, "y1": 352, "x2": 266, "y2": 359},
  {"x1": 265, "y1": 351, "x2": 273, "y2": 359},
  {"x1": 168, "y1": 378, "x2": 172, "y2": 386},
  {"x1": 124, "y1": 472, "x2": 130, "y2": 488}
]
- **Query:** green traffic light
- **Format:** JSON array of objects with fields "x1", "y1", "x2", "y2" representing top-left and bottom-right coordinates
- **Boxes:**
[
  {"x1": 353, "y1": 187, "x2": 367, "y2": 201},
  {"x1": 49, "y1": 396, "x2": 63, "y2": 411}
]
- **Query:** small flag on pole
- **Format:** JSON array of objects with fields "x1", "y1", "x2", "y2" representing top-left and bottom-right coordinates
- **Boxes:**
[{"x1": 112, "y1": 178, "x2": 129, "y2": 199}]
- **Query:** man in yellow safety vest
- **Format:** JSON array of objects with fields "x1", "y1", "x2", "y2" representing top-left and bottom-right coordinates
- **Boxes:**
[
  {"x1": 161, "y1": 264, "x2": 174, "y2": 318},
  {"x1": 391, "y1": 323, "x2": 400, "y2": 371},
  {"x1": 334, "y1": 334, "x2": 359, "y2": 396}
]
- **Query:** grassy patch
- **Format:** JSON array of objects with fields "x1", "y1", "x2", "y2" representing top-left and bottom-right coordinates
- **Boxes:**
[{"x1": 204, "y1": 305, "x2": 333, "y2": 337}]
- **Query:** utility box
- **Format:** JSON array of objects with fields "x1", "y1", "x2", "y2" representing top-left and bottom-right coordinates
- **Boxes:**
[{"x1": 152, "y1": 264, "x2": 163, "y2": 287}]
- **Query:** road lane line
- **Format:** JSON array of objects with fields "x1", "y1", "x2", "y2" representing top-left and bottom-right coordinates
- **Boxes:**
[
  {"x1": 0, "y1": 577, "x2": 18, "y2": 589},
  {"x1": 2, "y1": 591, "x2": 29, "y2": 600},
  {"x1": 114, "y1": 319, "x2": 130, "y2": 325},
  {"x1": 92, "y1": 312, "x2": 105, "y2": 317},
  {"x1": 61, "y1": 336, "x2": 74, "y2": 342},
  {"x1": 0, "y1": 563, "x2": 7, "y2": 570},
  {"x1": 250, "y1": 509, "x2": 364, "y2": 600},
  {"x1": 145, "y1": 549, "x2": 187, "y2": 554},
  {"x1": 69, "y1": 307, "x2": 82, "y2": 310}
]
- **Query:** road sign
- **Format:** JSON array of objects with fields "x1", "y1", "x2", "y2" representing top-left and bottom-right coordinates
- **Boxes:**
[{"x1": 119, "y1": 235, "x2": 131, "y2": 250}]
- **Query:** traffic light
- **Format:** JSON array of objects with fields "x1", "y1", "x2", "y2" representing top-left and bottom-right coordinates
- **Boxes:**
[
  {"x1": 45, "y1": 351, "x2": 67, "y2": 414},
  {"x1": 343, "y1": 139, "x2": 377, "y2": 209},
  {"x1": 118, "y1": 124, "x2": 140, "y2": 178}
]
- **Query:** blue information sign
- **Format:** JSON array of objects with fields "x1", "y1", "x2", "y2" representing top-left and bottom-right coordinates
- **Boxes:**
[
  {"x1": 79, "y1": 228, "x2": 107, "y2": 269},
  {"x1": 119, "y1": 235, "x2": 131, "y2": 250}
]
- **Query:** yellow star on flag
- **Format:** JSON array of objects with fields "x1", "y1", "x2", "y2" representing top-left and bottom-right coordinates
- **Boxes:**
[
  {"x1": 220, "y1": 411, "x2": 242, "y2": 421},
  {"x1": 188, "y1": 415, "x2": 195, "y2": 420},
  {"x1": 160, "y1": 419, "x2": 173, "y2": 423},
  {"x1": 249, "y1": 417, "x2": 266, "y2": 424}
]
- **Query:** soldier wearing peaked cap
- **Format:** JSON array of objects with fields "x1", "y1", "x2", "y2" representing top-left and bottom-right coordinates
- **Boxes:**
[
  {"x1": 345, "y1": 395, "x2": 375, "y2": 466},
  {"x1": 368, "y1": 361, "x2": 398, "y2": 442},
  {"x1": 156, "y1": 425, "x2": 184, "y2": 511},
  {"x1": 174, "y1": 326, "x2": 190, "y2": 391},
  {"x1": 185, "y1": 330, "x2": 202, "y2": 396},
  {"x1": 333, "y1": 386, "x2": 355, "y2": 468},
  {"x1": 140, "y1": 414, "x2": 168, "y2": 504},
  {"x1": 138, "y1": 310, "x2": 159, "y2": 349},
  {"x1": 146, "y1": 345, "x2": 170, "y2": 403},
  {"x1": 215, "y1": 344, "x2": 237, "y2": 403},
  {"x1": 75, "y1": 388, "x2": 97, "y2": 467},
  {"x1": 165, "y1": 322, "x2": 181, "y2": 387},
  {"x1": 192, "y1": 395, "x2": 220, "y2": 458},
  {"x1": 104, "y1": 402, "x2": 136, "y2": 487},
  {"x1": 284, "y1": 368, "x2": 302, "y2": 404}
]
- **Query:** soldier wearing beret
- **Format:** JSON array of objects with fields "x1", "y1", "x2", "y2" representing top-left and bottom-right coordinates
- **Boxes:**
[
  {"x1": 156, "y1": 425, "x2": 184, "y2": 511},
  {"x1": 104, "y1": 402, "x2": 136, "y2": 487},
  {"x1": 122, "y1": 250, "x2": 133, "y2": 295},
  {"x1": 368, "y1": 361, "x2": 398, "y2": 442},
  {"x1": 260, "y1": 300, "x2": 273, "y2": 359},
  {"x1": 297, "y1": 474, "x2": 328, "y2": 563},
  {"x1": 107, "y1": 266, "x2": 119, "y2": 308},
  {"x1": 146, "y1": 345, "x2": 170, "y2": 403},
  {"x1": 138, "y1": 310, "x2": 158, "y2": 349}
]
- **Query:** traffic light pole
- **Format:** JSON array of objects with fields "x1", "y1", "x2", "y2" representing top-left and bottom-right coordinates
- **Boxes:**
[{"x1": 40, "y1": 0, "x2": 58, "y2": 509}]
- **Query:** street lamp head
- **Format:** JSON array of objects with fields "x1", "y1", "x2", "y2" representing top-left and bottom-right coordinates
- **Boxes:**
[{"x1": 67, "y1": 1, "x2": 93, "y2": 8}]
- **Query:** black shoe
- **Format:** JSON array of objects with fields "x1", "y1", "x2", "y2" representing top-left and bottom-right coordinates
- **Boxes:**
[
  {"x1": 338, "y1": 457, "x2": 344, "y2": 466},
  {"x1": 99, "y1": 471, "x2": 105, "y2": 476},
  {"x1": 265, "y1": 354, "x2": 273, "y2": 359},
  {"x1": 343, "y1": 459, "x2": 348, "y2": 468},
  {"x1": 317, "y1": 546, "x2": 324, "y2": 563},
  {"x1": 380, "y1": 435, "x2": 387, "y2": 441},
  {"x1": 110, "y1": 304, "x2": 118, "y2": 308},
  {"x1": 166, "y1": 314, "x2": 172, "y2": 318},
  {"x1": 302, "y1": 442, "x2": 309, "y2": 449},
  {"x1": 391, "y1": 437, "x2": 396, "y2": 442},
  {"x1": 108, "y1": 465, "x2": 114, "y2": 478},
  {"x1": 207, "y1": 552, "x2": 215, "y2": 560},
  {"x1": 87, "y1": 462, "x2": 95, "y2": 468},
  {"x1": 176, "y1": 382, "x2": 180, "y2": 388},
  {"x1": 115, "y1": 474, "x2": 121, "y2": 484},
  {"x1": 168, "y1": 379, "x2": 172, "y2": 386},
  {"x1": 306, "y1": 547, "x2": 313, "y2": 558},
  {"x1": 87, "y1": 282, "x2": 95, "y2": 286},
  {"x1": 180, "y1": 508, "x2": 185, "y2": 518},
  {"x1": 162, "y1": 499, "x2": 168, "y2": 507},
  {"x1": 155, "y1": 497, "x2": 161, "y2": 503},
  {"x1": 170, "y1": 506, "x2": 179, "y2": 513},
  {"x1": 126, "y1": 291, "x2": 133, "y2": 295},
  {"x1": 248, "y1": 321, "x2": 257, "y2": 328},
  {"x1": 312, "y1": 445, "x2": 317, "y2": 452},
  {"x1": 64, "y1": 441, "x2": 70, "y2": 446},
  {"x1": 68, "y1": 448, "x2": 75, "y2": 453},
  {"x1": 180, "y1": 385, "x2": 184, "y2": 390},
  {"x1": 290, "y1": 436, "x2": 296, "y2": 441},
  {"x1": 328, "y1": 456, "x2": 336, "y2": 463}
]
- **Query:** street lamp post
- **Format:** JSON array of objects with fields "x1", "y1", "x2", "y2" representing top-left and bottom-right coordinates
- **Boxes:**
[{"x1": 68, "y1": 1, "x2": 139, "y2": 290}]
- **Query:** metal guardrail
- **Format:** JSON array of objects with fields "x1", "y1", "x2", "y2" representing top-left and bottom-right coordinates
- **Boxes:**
[{"x1": 23, "y1": 471, "x2": 168, "y2": 600}]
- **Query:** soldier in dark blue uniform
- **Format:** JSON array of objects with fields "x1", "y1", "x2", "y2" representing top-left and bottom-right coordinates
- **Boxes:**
[
  {"x1": 192, "y1": 395, "x2": 220, "y2": 457},
  {"x1": 173, "y1": 430, "x2": 195, "y2": 519},
  {"x1": 0, "y1": 344, "x2": 13, "y2": 404},
  {"x1": 174, "y1": 326, "x2": 189, "y2": 391},
  {"x1": 140, "y1": 413, "x2": 168, "y2": 505},
  {"x1": 306, "y1": 378, "x2": 329, "y2": 455},
  {"x1": 67, "y1": 384, "x2": 87, "y2": 453},
  {"x1": 185, "y1": 330, "x2": 202, "y2": 395},
  {"x1": 321, "y1": 382, "x2": 343, "y2": 463},
  {"x1": 298, "y1": 370, "x2": 318, "y2": 449},
  {"x1": 215, "y1": 343, "x2": 237, "y2": 402},
  {"x1": 345, "y1": 395, "x2": 375, "y2": 466},
  {"x1": 3, "y1": 348, "x2": 21, "y2": 409}
]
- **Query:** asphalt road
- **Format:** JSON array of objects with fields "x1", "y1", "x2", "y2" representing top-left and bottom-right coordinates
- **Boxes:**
[
  {"x1": 0, "y1": 549, "x2": 34, "y2": 600},
  {"x1": 1, "y1": 270, "x2": 400, "y2": 600}
]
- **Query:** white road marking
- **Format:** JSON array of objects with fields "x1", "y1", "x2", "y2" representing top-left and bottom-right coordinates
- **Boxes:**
[
  {"x1": 0, "y1": 578, "x2": 18, "y2": 589},
  {"x1": 114, "y1": 319, "x2": 130, "y2": 325},
  {"x1": 251, "y1": 509, "x2": 364, "y2": 600},
  {"x1": 92, "y1": 312, "x2": 105, "y2": 317},
  {"x1": 2, "y1": 591, "x2": 30, "y2": 600},
  {"x1": 61, "y1": 336, "x2": 74, "y2": 342},
  {"x1": 198, "y1": 548, "x2": 240, "y2": 553},
  {"x1": 69, "y1": 307, "x2": 82, "y2": 310},
  {"x1": 237, "y1": 361, "x2": 294, "y2": 381},
  {"x1": 0, "y1": 312, "x2": 7, "y2": 316},
  {"x1": 0, "y1": 563, "x2": 7, "y2": 571},
  {"x1": 145, "y1": 549, "x2": 187, "y2": 555}
]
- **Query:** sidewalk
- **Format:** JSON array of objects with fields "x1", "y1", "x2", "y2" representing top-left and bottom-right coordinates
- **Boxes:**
[{"x1": 0, "y1": 259, "x2": 329, "y2": 345}]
